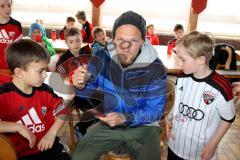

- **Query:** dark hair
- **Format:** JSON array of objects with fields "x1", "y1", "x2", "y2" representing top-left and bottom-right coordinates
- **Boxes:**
[
  {"x1": 6, "y1": 39, "x2": 50, "y2": 73},
  {"x1": 66, "y1": 16, "x2": 75, "y2": 23},
  {"x1": 174, "y1": 24, "x2": 184, "y2": 32},
  {"x1": 65, "y1": 28, "x2": 81, "y2": 39},
  {"x1": 76, "y1": 11, "x2": 86, "y2": 21},
  {"x1": 92, "y1": 26, "x2": 105, "y2": 39}
]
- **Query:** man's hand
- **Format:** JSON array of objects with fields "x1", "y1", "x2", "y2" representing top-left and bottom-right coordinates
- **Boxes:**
[
  {"x1": 98, "y1": 112, "x2": 126, "y2": 127},
  {"x1": 72, "y1": 64, "x2": 91, "y2": 89},
  {"x1": 201, "y1": 142, "x2": 217, "y2": 160},
  {"x1": 37, "y1": 131, "x2": 56, "y2": 152},
  {"x1": 17, "y1": 124, "x2": 36, "y2": 148}
]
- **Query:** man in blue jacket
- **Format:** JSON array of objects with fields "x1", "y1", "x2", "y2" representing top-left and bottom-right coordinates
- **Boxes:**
[{"x1": 72, "y1": 11, "x2": 167, "y2": 160}]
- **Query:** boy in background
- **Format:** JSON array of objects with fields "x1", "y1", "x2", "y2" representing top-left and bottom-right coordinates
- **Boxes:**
[
  {"x1": 29, "y1": 22, "x2": 56, "y2": 56},
  {"x1": 166, "y1": 31, "x2": 235, "y2": 160},
  {"x1": 75, "y1": 11, "x2": 93, "y2": 43},
  {"x1": 146, "y1": 24, "x2": 159, "y2": 45},
  {"x1": 0, "y1": 39, "x2": 70, "y2": 160},
  {"x1": 56, "y1": 27, "x2": 100, "y2": 141},
  {"x1": 56, "y1": 28, "x2": 84, "y2": 70},
  {"x1": 167, "y1": 24, "x2": 184, "y2": 54},
  {"x1": 0, "y1": 0, "x2": 22, "y2": 84},
  {"x1": 91, "y1": 26, "x2": 107, "y2": 54},
  {"x1": 59, "y1": 16, "x2": 75, "y2": 40}
]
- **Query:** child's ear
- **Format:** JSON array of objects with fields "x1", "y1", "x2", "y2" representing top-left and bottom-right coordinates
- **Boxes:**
[
  {"x1": 14, "y1": 68, "x2": 25, "y2": 78},
  {"x1": 196, "y1": 56, "x2": 206, "y2": 65}
]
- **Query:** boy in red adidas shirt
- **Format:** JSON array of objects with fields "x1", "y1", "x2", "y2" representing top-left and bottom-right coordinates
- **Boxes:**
[
  {"x1": 0, "y1": 0, "x2": 22, "y2": 84},
  {"x1": 0, "y1": 39, "x2": 70, "y2": 160}
]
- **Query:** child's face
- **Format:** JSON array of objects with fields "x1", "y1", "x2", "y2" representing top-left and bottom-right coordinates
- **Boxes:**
[
  {"x1": 95, "y1": 31, "x2": 106, "y2": 45},
  {"x1": 0, "y1": 0, "x2": 12, "y2": 19},
  {"x1": 174, "y1": 29, "x2": 184, "y2": 40},
  {"x1": 77, "y1": 19, "x2": 84, "y2": 25},
  {"x1": 175, "y1": 44, "x2": 199, "y2": 74},
  {"x1": 21, "y1": 60, "x2": 48, "y2": 87},
  {"x1": 65, "y1": 34, "x2": 82, "y2": 55},
  {"x1": 32, "y1": 29, "x2": 42, "y2": 37},
  {"x1": 31, "y1": 29, "x2": 43, "y2": 42},
  {"x1": 147, "y1": 26, "x2": 154, "y2": 34},
  {"x1": 66, "y1": 21, "x2": 75, "y2": 29}
]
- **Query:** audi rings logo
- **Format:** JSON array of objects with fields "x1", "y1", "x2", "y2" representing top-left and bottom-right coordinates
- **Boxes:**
[{"x1": 178, "y1": 103, "x2": 204, "y2": 121}]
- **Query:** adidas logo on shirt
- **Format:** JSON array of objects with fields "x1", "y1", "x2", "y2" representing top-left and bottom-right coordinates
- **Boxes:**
[
  {"x1": 16, "y1": 108, "x2": 45, "y2": 133},
  {"x1": 0, "y1": 29, "x2": 13, "y2": 43}
]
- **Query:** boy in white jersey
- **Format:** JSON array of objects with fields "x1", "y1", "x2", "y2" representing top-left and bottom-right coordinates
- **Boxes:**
[{"x1": 166, "y1": 31, "x2": 236, "y2": 160}]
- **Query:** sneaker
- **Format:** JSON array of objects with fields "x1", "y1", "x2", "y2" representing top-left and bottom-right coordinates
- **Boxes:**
[
  {"x1": 74, "y1": 124, "x2": 83, "y2": 141},
  {"x1": 59, "y1": 141, "x2": 70, "y2": 153}
]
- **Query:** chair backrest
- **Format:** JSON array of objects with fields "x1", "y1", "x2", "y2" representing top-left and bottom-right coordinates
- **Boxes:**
[
  {"x1": 210, "y1": 43, "x2": 237, "y2": 70},
  {"x1": 0, "y1": 134, "x2": 17, "y2": 160}
]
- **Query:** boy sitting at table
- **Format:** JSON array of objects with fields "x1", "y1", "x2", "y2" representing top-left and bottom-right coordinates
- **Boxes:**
[
  {"x1": 59, "y1": 16, "x2": 75, "y2": 40},
  {"x1": 75, "y1": 11, "x2": 93, "y2": 43},
  {"x1": 167, "y1": 24, "x2": 184, "y2": 54},
  {"x1": 56, "y1": 28, "x2": 85, "y2": 70},
  {"x1": 91, "y1": 26, "x2": 107, "y2": 54},
  {"x1": 56, "y1": 27, "x2": 100, "y2": 141},
  {"x1": 0, "y1": 39, "x2": 70, "y2": 160},
  {"x1": 146, "y1": 24, "x2": 159, "y2": 45},
  {"x1": 29, "y1": 22, "x2": 56, "y2": 56}
]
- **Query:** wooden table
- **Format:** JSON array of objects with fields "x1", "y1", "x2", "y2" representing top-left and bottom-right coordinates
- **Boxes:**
[{"x1": 153, "y1": 45, "x2": 180, "y2": 75}]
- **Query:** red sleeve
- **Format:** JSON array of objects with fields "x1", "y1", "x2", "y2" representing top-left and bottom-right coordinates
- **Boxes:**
[
  {"x1": 59, "y1": 31, "x2": 65, "y2": 40},
  {"x1": 89, "y1": 23, "x2": 94, "y2": 43},
  {"x1": 167, "y1": 43, "x2": 174, "y2": 54},
  {"x1": 13, "y1": 23, "x2": 23, "y2": 42},
  {"x1": 151, "y1": 34, "x2": 159, "y2": 45},
  {"x1": 0, "y1": 91, "x2": 7, "y2": 120},
  {"x1": 81, "y1": 29, "x2": 87, "y2": 42},
  {"x1": 42, "y1": 84, "x2": 69, "y2": 117},
  {"x1": 49, "y1": 96, "x2": 69, "y2": 117}
]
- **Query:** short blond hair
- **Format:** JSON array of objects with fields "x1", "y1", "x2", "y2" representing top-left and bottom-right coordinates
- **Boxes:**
[{"x1": 177, "y1": 31, "x2": 215, "y2": 63}]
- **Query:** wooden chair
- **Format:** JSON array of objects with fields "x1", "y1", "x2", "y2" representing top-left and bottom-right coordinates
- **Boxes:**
[
  {"x1": 210, "y1": 43, "x2": 237, "y2": 70},
  {"x1": 0, "y1": 134, "x2": 17, "y2": 160},
  {"x1": 216, "y1": 46, "x2": 232, "y2": 70}
]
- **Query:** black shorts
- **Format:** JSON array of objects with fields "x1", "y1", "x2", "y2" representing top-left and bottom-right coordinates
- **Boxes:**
[{"x1": 19, "y1": 137, "x2": 71, "y2": 160}]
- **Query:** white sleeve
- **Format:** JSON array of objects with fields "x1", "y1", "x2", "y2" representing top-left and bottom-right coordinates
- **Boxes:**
[{"x1": 216, "y1": 97, "x2": 236, "y2": 122}]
